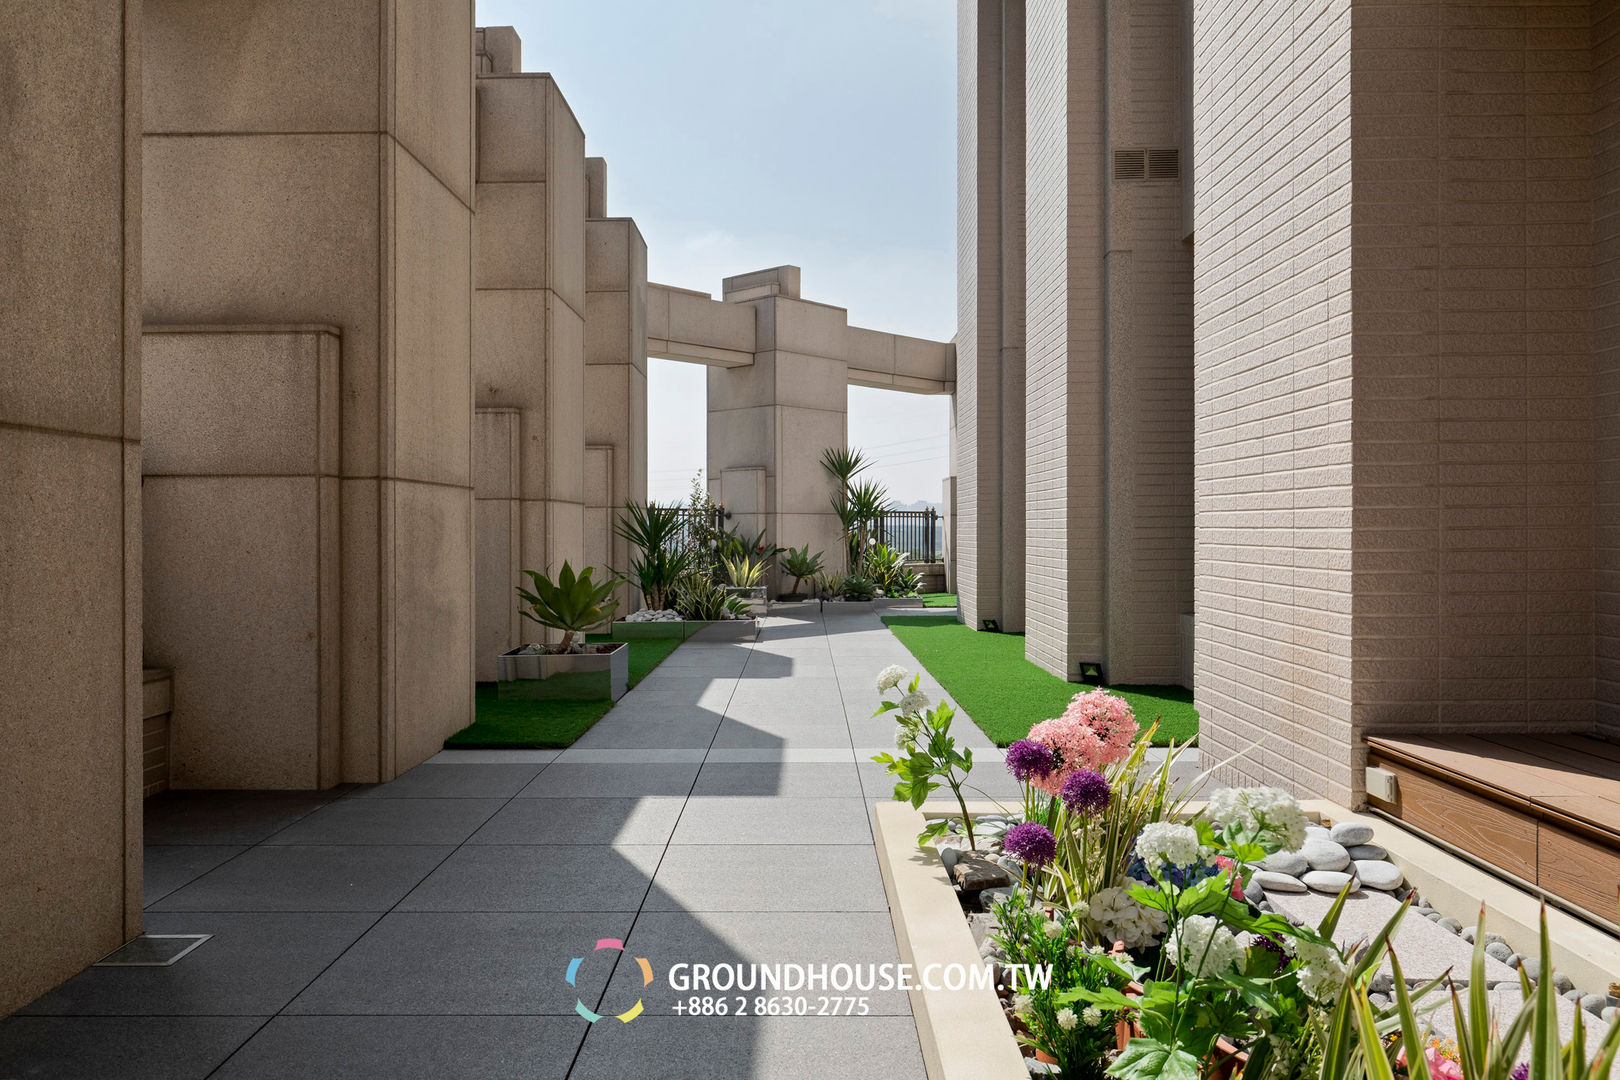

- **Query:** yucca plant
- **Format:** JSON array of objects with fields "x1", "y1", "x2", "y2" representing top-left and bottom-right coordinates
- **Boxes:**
[
  {"x1": 614, "y1": 501, "x2": 694, "y2": 611},
  {"x1": 780, "y1": 545, "x2": 823, "y2": 596},
  {"x1": 517, "y1": 562, "x2": 621, "y2": 653}
]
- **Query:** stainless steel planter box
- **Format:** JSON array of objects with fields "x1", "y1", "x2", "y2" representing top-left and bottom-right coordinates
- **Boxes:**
[{"x1": 496, "y1": 641, "x2": 629, "y2": 701}]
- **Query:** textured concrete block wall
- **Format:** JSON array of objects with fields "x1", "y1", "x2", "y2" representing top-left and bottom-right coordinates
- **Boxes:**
[
  {"x1": 1024, "y1": 0, "x2": 1105, "y2": 677},
  {"x1": 1193, "y1": 0, "x2": 1356, "y2": 800},
  {"x1": 473, "y1": 69, "x2": 589, "y2": 650},
  {"x1": 0, "y1": 0, "x2": 143, "y2": 1017},
  {"x1": 1595, "y1": 0, "x2": 1620, "y2": 736},
  {"x1": 1102, "y1": 0, "x2": 1195, "y2": 686},
  {"x1": 142, "y1": 0, "x2": 476, "y2": 783}
]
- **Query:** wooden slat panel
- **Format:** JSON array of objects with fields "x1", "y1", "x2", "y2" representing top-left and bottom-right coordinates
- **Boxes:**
[
  {"x1": 1485, "y1": 736, "x2": 1620, "y2": 785},
  {"x1": 1535, "y1": 798, "x2": 1620, "y2": 838},
  {"x1": 1538, "y1": 821, "x2": 1620, "y2": 923},
  {"x1": 1369, "y1": 756, "x2": 1539, "y2": 881},
  {"x1": 1541, "y1": 734, "x2": 1620, "y2": 768}
]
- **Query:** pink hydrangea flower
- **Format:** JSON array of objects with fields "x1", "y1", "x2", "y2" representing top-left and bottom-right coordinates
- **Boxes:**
[{"x1": 1023, "y1": 690, "x2": 1138, "y2": 795}]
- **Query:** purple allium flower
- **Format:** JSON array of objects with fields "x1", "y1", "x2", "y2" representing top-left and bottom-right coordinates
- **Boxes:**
[
  {"x1": 1060, "y1": 769, "x2": 1111, "y2": 815},
  {"x1": 1005, "y1": 739, "x2": 1056, "y2": 783},
  {"x1": 1510, "y1": 1067, "x2": 1529, "y2": 1080},
  {"x1": 1003, "y1": 822, "x2": 1058, "y2": 868}
]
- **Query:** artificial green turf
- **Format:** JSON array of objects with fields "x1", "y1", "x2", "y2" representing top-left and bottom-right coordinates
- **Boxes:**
[
  {"x1": 914, "y1": 592, "x2": 959, "y2": 608},
  {"x1": 446, "y1": 634, "x2": 683, "y2": 749},
  {"x1": 880, "y1": 615, "x2": 1198, "y2": 747}
]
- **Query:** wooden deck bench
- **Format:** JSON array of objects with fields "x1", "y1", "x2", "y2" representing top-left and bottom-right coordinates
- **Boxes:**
[{"x1": 1366, "y1": 734, "x2": 1620, "y2": 924}]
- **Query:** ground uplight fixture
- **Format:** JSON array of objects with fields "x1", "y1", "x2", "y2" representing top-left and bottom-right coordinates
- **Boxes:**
[{"x1": 981, "y1": 619, "x2": 999, "y2": 633}]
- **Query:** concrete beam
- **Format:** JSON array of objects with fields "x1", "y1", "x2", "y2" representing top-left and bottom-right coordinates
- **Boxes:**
[{"x1": 647, "y1": 282, "x2": 756, "y2": 367}]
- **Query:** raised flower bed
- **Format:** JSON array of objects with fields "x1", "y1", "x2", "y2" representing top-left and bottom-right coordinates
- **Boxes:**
[{"x1": 867, "y1": 671, "x2": 1620, "y2": 1079}]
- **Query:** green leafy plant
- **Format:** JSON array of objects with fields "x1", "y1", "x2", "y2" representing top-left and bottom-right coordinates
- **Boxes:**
[
  {"x1": 721, "y1": 552, "x2": 764, "y2": 588},
  {"x1": 670, "y1": 573, "x2": 749, "y2": 621},
  {"x1": 822, "y1": 446, "x2": 893, "y2": 572},
  {"x1": 991, "y1": 889, "x2": 1126, "y2": 1076},
  {"x1": 780, "y1": 545, "x2": 824, "y2": 596},
  {"x1": 516, "y1": 562, "x2": 621, "y2": 653},
  {"x1": 615, "y1": 501, "x2": 695, "y2": 612},
  {"x1": 865, "y1": 542, "x2": 922, "y2": 596},
  {"x1": 840, "y1": 574, "x2": 876, "y2": 601},
  {"x1": 871, "y1": 670, "x2": 978, "y2": 848}
]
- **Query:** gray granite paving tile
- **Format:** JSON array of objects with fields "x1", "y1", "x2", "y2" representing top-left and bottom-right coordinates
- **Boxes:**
[
  {"x1": 210, "y1": 1015, "x2": 586, "y2": 1080},
  {"x1": 671, "y1": 797, "x2": 873, "y2": 845},
  {"x1": 19, "y1": 913, "x2": 376, "y2": 1016},
  {"x1": 349, "y1": 763, "x2": 543, "y2": 799},
  {"x1": 711, "y1": 718, "x2": 851, "y2": 750},
  {"x1": 0, "y1": 1016, "x2": 264, "y2": 1080},
  {"x1": 692, "y1": 762, "x2": 863, "y2": 797},
  {"x1": 143, "y1": 846, "x2": 246, "y2": 907},
  {"x1": 647, "y1": 845, "x2": 887, "y2": 912},
  {"x1": 468, "y1": 796, "x2": 685, "y2": 846},
  {"x1": 515, "y1": 762, "x2": 700, "y2": 797},
  {"x1": 147, "y1": 845, "x2": 452, "y2": 912},
  {"x1": 571, "y1": 714, "x2": 722, "y2": 749},
  {"x1": 263, "y1": 798, "x2": 504, "y2": 846},
  {"x1": 143, "y1": 791, "x2": 339, "y2": 845},
  {"x1": 398, "y1": 845, "x2": 665, "y2": 912},
  {"x1": 286, "y1": 912, "x2": 632, "y2": 1015},
  {"x1": 569, "y1": 1016, "x2": 926, "y2": 1079}
]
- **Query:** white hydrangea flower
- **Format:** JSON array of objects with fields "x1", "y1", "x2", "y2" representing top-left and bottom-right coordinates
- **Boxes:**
[
  {"x1": 1056, "y1": 1007, "x2": 1078, "y2": 1031},
  {"x1": 1042, "y1": 919, "x2": 1064, "y2": 939},
  {"x1": 1289, "y1": 938, "x2": 1347, "y2": 1004},
  {"x1": 898, "y1": 688, "x2": 930, "y2": 715},
  {"x1": 1207, "y1": 787, "x2": 1308, "y2": 852},
  {"x1": 1013, "y1": 993, "x2": 1033, "y2": 1015},
  {"x1": 1083, "y1": 1006, "x2": 1104, "y2": 1027},
  {"x1": 1163, "y1": 914, "x2": 1242, "y2": 978},
  {"x1": 1086, "y1": 885, "x2": 1169, "y2": 949},
  {"x1": 876, "y1": 664, "x2": 908, "y2": 694},
  {"x1": 894, "y1": 726, "x2": 913, "y2": 752},
  {"x1": 1070, "y1": 898, "x2": 1090, "y2": 922},
  {"x1": 1135, "y1": 822, "x2": 1203, "y2": 873}
]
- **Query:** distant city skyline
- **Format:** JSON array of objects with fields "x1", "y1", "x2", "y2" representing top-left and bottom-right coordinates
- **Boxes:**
[{"x1": 474, "y1": 0, "x2": 957, "y2": 507}]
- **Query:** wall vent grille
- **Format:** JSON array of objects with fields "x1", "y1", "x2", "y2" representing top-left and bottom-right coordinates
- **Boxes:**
[
  {"x1": 1113, "y1": 147, "x2": 1180, "y2": 182},
  {"x1": 1113, "y1": 149, "x2": 1147, "y2": 181}
]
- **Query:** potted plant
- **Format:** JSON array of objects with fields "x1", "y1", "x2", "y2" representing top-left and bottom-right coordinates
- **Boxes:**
[
  {"x1": 720, "y1": 552, "x2": 768, "y2": 611},
  {"x1": 497, "y1": 562, "x2": 629, "y2": 701},
  {"x1": 779, "y1": 544, "x2": 824, "y2": 600}
]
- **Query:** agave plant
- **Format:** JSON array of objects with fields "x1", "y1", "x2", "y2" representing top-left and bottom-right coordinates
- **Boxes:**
[
  {"x1": 516, "y1": 562, "x2": 621, "y2": 653},
  {"x1": 614, "y1": 501, "x2": 694, "y2": 611},
  {"x1": 721, "y1": 553, "x2": 764, "y2": 588},
  {"x1": 780, "y1": 545, "x2": 824, "y2": 596}
]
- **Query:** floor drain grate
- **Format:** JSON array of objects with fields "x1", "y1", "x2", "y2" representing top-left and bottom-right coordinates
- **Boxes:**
[{"x1": 93, "y1": 934, "x2": 211, "y2": 967}]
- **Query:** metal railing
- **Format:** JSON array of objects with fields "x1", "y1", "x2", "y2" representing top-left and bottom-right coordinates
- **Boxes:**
[
  {"x1": 671, "y1": 505, "x2": 727, "y2": 554},
  {"x1": 874, "y1": 508, "x2": 940, "y2": 563}
]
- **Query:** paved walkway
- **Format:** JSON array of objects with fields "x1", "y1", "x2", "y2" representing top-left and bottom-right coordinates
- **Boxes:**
[{"x1": 0, "y1": 605, "x2": 1031, "y2": 1079}]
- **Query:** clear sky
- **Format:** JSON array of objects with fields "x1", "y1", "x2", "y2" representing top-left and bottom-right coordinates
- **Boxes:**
[{"x1": 474, "y1": 0, "x2": 956, "y2": 507}]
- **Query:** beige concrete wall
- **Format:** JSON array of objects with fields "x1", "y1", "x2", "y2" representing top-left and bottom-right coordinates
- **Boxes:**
[
  {"x1": 1193, "y1": 0, "x2": 1356, "y2": 801},
  {"x1": 142, "y1": 327, "x2": 341, "y2": 789},
  {"x1": 142, "y1": 0, "x2": 476, "y2": 784},
  {"x1": 473, "y1": 70, "x2": 590, "y2": 652},
  {"x1": 585, "y1": 215, "x2": 650, "y2": 613},
  {"x1": 0, "y1": 0, "x2": 143, "y2": 1017},
  {"x1": 956, "y1": 0, "x2": 1027, "y2": 633},
  {"x1": 1024, "y1": 0, "x2": 1105, "y2": 676}
]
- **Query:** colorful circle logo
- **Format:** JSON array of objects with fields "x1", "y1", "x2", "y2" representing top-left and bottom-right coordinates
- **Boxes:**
[{"x1": 566, "y1": 938, "x2": 654, "y2": 1023}]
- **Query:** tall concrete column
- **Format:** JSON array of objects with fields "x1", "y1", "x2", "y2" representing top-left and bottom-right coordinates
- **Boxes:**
[
  {"x1": 708, "y1": 267, "x2": 849, "y2": 591},
  {"x1": 141, "y1": 0, "x2": 477, "y2": 782},
  {"x1": 472, "y1": 42, "x2": 589, "y2": 656},
  {"x1": 956, "y1": 0, "x2": 1027, "y2": 634},
  {"x1": 584, "y1": 159, "x2": 650, "y2": 614},
  {"x1": 0, "y1": 0, "x2": 144, "y2": 1015}
]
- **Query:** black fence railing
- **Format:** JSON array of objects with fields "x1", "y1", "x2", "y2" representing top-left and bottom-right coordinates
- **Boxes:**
[
  {"x1": 670, "y1": 506, "x2": 728, "y2": 554},
  {"x1": 874, "y1": 509, "x2": 940, "y2": 563}
]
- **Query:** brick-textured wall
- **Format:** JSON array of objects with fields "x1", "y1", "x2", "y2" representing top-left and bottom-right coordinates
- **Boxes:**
[
  {"x1": 1351, "y1": 0, "x2": 1593, "y2": 744},
  {"x1": 1197, "y1": 0, "x2": 1598, "y2": 804},
  {"x1": 1596, "y1": 0, "x2": 1620, "y2": 736},
  {"x1": 1102, "y1": 0, "x2": 1195, "y2": 684},
  {"x1": 1194, "y1": 0, "x2": 1357, "y2": 799},
  {"x1": 1024, "y1": 0, "x2": 1106, "y2": 677}
]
